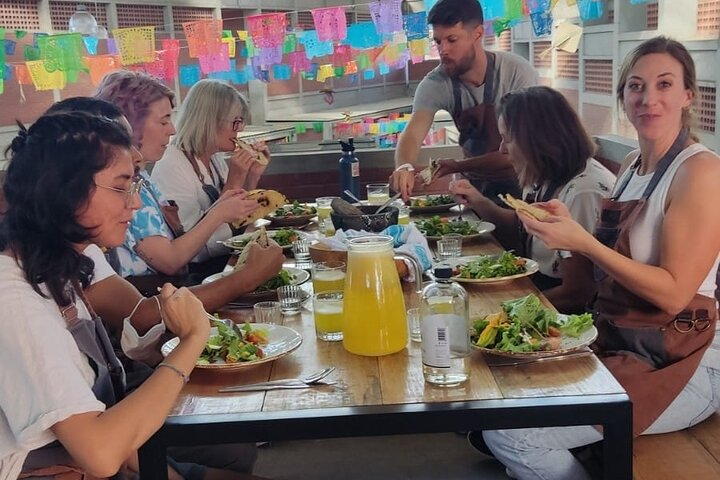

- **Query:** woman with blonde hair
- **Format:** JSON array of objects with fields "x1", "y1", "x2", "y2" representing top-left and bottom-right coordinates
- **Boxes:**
[
  {"x1": 151, "y1": 79, "x2": 270, "y2": 262},
  {"x1": 94, "y1": 72, "x2": 273, "y2": 288},
  {"x1": 481, "y1": 36, "x2": 720, "y2": 480}
]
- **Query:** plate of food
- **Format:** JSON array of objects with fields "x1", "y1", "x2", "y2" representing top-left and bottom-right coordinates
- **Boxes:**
[
  {"x1": 202, "y1": 267, "x2": 310, "y2": 298},
  {"x1": 222, "y1": 228, "x2": 301, "y2": 251},
  {"x1": 415, "y1": 215, "x2": 495, "y2": 240},
  {"x1": 266, "y1": 200, "x2": 317, "y2": 227},
  {"x1": 161, "y1": 322, "x2": 302, "y2": 371},
  {"x1": 441, "y1": 252, "x2": 539, "y2": 283},
  {"x1": 471, "y1": 293, "x2": 597, "y2": 359},
  {"x1": 409, "y1": 194, "x2": 457, "y2": 214}
]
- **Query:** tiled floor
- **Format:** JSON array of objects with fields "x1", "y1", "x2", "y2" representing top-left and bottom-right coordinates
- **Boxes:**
[{"x1": 254, "y1": 432, "x2": 509, "y2": 479}]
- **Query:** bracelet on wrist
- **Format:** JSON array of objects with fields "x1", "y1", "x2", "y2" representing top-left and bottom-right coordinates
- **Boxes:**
[
  {"x1": 395, "y1": 163, "x2": 415, "y2": 172},
  {"x1": 157, "y1": 361, "x2": 189, "y2": 384}
]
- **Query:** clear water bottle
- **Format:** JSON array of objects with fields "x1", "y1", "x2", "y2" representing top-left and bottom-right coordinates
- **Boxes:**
[
  {"x1": 420, "y1": 266, "x2": 471, "y2": 386},
  {"x1": 339, "y1": 138, "x2": 360, "y2": 203}
]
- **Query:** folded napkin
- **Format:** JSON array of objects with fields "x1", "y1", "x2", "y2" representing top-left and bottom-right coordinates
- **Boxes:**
[{"x1": 314, "y1": 224, "x2": 433, "y2": 281}]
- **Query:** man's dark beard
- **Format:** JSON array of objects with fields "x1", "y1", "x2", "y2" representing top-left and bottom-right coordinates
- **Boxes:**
[{"x1": 444, "y1": 48, "x2": 476, "y2": 78}]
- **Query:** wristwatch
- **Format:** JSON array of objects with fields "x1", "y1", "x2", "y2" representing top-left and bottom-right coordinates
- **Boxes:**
[{"x1": 395, "y1": 163, "x2": 415, "y2": 172}]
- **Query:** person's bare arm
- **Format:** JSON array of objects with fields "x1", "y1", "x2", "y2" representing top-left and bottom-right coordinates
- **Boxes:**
[
  {"x1": 394, "y1": 111, "x2": 435, "y2": 168},
  {"x1": 51, "y1": 286, "x2": 208, "y2": 478},
  {"x1": 523, "y1": 152, "x2": 720, "y2": 315},
  {"x1": 86, "y1": 243, "x2": 284, "y2": 334},
  {"x1": 391, "y1": 111, "x2": 436, "y2": 200},
  {"x1": 136, "y1": 194, "x2": 257, "y2": 275},
  {"x1": 434, "y1": 151, "x2": 516, "y2": 181}
]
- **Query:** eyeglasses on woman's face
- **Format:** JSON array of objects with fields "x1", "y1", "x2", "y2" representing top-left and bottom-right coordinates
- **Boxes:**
[{"x1": 95, "y1": 178, "x2": 143, "y2": 208}]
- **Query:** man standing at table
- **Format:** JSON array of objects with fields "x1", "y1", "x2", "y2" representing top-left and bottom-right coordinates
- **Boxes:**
[{"x1": 390, "y1": 0, "x2": 538, "y2": 202}]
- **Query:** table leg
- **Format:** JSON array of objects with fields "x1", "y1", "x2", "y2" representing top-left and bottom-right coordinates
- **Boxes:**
[
  {"x1": 138, "y1": 435, "x2": 169, "y2": 480},
  {"x1": 602, "y1": 401, "x2": 633, "y2": 480}
]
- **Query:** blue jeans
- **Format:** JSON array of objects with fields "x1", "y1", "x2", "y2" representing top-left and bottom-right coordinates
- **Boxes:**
[{"x1": 483, "y1": 330, "x2": 720, "y2": 480}]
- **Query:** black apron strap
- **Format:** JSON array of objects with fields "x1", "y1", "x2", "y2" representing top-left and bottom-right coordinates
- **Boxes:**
[
  {"x1": 612, "y1": 128, "x2": 689, "y2": 201},
  {"x1": 482, "y1": 51, "x2": 495, "y2": 104}
]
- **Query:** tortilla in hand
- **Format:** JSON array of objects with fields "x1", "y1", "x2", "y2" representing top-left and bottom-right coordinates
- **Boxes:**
[
  {"x1": 234, "y1": 227, "x2": 270, "y2": 269},
  {"x1": 232, "y1": 138, "x2": 269, "y2": 166},
  {"x1": 418, "y1": 159, "x2": 440, "y2": 185},
  {"x1": 498, "y1": 194, "x2": 551, "y2": 221},
  {"x1": 232, "y1": 189, "x2": 287, "y2": 228}
]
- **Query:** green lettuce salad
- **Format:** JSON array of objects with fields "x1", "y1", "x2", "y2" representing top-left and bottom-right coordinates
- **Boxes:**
[
  {"x1": 199, "y1": 321, "x2": 269, "y2": 365},
  {"x1": 454, "y1": 251, "x2": 527, "y2": 279},
  {"x1": 471, "y1": 294, "x2": 594, "y2": 353}
]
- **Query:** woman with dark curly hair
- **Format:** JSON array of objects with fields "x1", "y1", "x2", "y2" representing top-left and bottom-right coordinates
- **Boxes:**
[{"x1": 0, "y1": 111, "x2": 239, "y2": 479}]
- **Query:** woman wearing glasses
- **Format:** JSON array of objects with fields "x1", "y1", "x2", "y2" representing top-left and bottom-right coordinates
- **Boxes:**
[
  {"x1": 151, "y1": 79, "x2": 271, "y2": 267},
  {"x1": 0, "y1": 111, "x2": 214, "y2": 479},
  {"x1": 482, "y1": 37, "x2": 720, "y2": 480},
  {"x1": 94, "y1": 72, "x2": 275, "y2": 289}
]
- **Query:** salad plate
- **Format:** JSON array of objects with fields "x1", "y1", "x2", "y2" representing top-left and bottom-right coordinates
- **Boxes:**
[
  {"x1": 409, "y1": 195, "x2": 457, "y2": 214},
  {"x1": 473, "y1": 317, "x2": 598, "y2": 359},
  {"x1": 161, "y1": 324, "x2": 303, "y2": 371},
  {"x1": 202, "y1": 267, "x2": 310, "y2": 300},
  {"x1": 266, "y1": 201, "x2": 317, "y2": 227},
  {"x1": 221, "y1": 229, "x2": 301, "y2": 251},
  {"x1": 441, "y1": 254, "x2": 539, "y2": 283},
  {"x1": 471, "y1": 293, "x2": 598, "y2": 359},
  {"x1": 416, "y1": 216, "x2": 495, "y2": 240}
]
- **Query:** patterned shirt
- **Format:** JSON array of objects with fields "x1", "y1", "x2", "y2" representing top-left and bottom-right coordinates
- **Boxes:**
[{"x1": 114, "y1": 169, "x2": 173, "y2": 277}]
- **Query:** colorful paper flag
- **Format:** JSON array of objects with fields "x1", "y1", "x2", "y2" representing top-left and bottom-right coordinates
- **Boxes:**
[
  {"x1": 112, "y1": 27, "x2": 155, "y2": 65},
  {"x1": 86, "y1": 54, "x2": 122, "y2": 85},
  {"x1": 311, "y1": 6, "x2": 348, "y2": 42},
  {"x1": 26, "y1": 60, "x2": 66, "y2": 90},
  {"x1": 369, "y1": 0, "x2": 404, "y2": 35},
  {"x1": 246, "y1": 13, "x2": 287, "y2": 48}
]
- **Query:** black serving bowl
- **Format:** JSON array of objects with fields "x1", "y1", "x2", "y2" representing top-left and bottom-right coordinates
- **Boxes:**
[{"x1": 330, "y1": 205, "x2": 399, "y2": 232}]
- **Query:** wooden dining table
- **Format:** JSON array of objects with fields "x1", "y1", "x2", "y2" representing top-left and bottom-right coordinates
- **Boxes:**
[{"x1": 139, "y1": 213, "x2": 632, "y2": 479}]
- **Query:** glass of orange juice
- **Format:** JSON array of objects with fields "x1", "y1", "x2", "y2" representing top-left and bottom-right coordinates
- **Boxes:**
[
  {"x1": 313, "y1": 290, "x2": 344, "y2": 341},
  {"x1": 312, "y1": 261, "x2": 346, "y2": 293}
]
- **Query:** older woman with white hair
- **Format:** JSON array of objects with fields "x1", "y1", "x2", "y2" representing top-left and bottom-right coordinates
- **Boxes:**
[{"x1": 151, "y1": 79, "x2": 270, "y2": 262}]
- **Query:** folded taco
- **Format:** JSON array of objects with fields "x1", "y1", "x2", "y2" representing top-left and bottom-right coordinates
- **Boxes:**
[
  {"x1": 498, "y1": 193, "x2": 551, "y2": 221},
  {"x1": 232, "y1": 138, "x2": 269, "y2": 166},
  {"x1": 232, "y1": 189, "x2": 287, "y2": 229}
]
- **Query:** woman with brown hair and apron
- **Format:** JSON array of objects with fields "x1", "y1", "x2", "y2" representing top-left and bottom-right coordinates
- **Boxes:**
[
  {"x1": 479, "y1": 37, "x2": 720, "y2": 480},
  {"x1": 450, "y1": 86, "x2": 615, "y2": 314}
]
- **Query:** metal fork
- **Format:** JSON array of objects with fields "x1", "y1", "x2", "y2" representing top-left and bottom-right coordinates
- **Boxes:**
[
  {"x1": 451, "y1": 173, "x2": 464, "y2": 221},
  {"x1": 218, "y1": 367, "x2": 336, "y2": 392},
  {"x1": 486, "y1": 350, "x2": 592, "y2": 367}
]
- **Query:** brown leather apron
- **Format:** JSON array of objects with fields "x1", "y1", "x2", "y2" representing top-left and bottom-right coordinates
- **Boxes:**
[
  {"x1": 590, "y1": 129, "x2": 717, "y2": 435},
  {"x1": 450, "y1": 51, "x2": 520, "y2": 203}
]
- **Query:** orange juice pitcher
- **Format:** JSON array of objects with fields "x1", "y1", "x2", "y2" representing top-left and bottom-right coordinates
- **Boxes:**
[{"x1": 343, "y1": 235, "x2": 420, "y2": 356}]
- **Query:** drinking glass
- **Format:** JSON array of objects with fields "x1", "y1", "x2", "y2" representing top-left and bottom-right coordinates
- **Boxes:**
[
  {"x1": 438, "y1": 233, "x2": 462, "y2": 258},
  {"x1": 366, "y1": 183, "x2": 390, "y2": 205},
  {"x1": 312, "y1": 261, "x2": 346, "y2": 293},
  {"x1": 313, "y1": 290, "x2": 344, "y2": 341},
  {"x1": 398, "y1": 204, "x2": 411, "y2": 225},
  {"x1": 437, "y1": 237, "x2": 462, "y2": 260},
  {"x1": 406, "y1": 307, "x2": 422, "y2": 343},
  {"x1": 316, "y1": 196, "x2": 336, "y2": 222},
  {"x1": 253, "y1": 301, "x2": 282, "y2": 325},
  {"x1": 292, "y1": 238, "x2": 311, "y2": 266},
  {"x1": 276, "y1": 285, "x2": 307, "y2": 315}
]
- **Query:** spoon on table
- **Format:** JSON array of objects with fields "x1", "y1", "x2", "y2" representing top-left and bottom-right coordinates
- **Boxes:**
[
  {"x1": 375, "y1": 192, "x2": 402, "y2": 214},
  {"x1": 343, "y1": 189, "x2": 363, "y2": 204}
]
